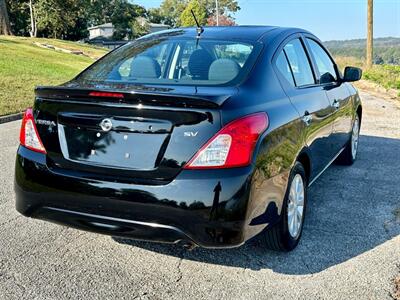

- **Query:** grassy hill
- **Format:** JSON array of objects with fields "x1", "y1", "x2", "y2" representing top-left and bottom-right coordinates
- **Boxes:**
[{"x1": 0, "y1": 36, "x2": 107, "y2": 116}]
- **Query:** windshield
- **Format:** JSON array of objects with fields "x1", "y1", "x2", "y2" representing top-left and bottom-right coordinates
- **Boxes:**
[{"x1": 76, "y1": 36, "x2": 261, "y2": 86}]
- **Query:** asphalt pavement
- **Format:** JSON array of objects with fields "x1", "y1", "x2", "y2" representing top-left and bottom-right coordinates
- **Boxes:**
[{"x1": 0, "y1": 91, "x2": 399, "y2": 299}]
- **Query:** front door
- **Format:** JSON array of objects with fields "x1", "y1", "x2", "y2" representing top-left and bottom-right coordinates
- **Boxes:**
[
  {"x1": 304, "y1": 37, "x2": 353, "y2": 153},
  {"x1": 274, "y1": 37, "x2": 335, "y2": 177}
]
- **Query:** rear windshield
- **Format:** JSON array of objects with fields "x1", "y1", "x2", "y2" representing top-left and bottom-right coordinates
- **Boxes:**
[{"x1": 76, "y1": 37, "x2": 261, "y2": 86}]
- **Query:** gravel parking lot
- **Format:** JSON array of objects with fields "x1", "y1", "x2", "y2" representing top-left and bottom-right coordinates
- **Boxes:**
[{"x1": 0, "y1": 91, "x2": 399, "y2": 300}]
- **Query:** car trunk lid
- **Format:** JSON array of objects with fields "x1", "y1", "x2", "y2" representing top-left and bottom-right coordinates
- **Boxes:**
[{"x1": 33, "y1": 85, "x2": 236, "y2": 183}]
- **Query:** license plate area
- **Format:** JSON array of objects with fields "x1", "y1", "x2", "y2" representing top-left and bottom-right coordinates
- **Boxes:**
[{"x1": 58, "y1": 125, "x2": 168, "y2": 170}]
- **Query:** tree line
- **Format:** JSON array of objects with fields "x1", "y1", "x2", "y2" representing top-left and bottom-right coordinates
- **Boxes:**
[{"x1": 0, "y1": 0, "x2": 240, "y2": 40}]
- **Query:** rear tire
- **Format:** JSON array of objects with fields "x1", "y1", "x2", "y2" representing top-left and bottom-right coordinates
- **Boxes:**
[
  {"x1": 335, "y1": 115, "x2": 360, "y2": 165},
  {"x1": 261, "y1": 162, "x2": 307, "y2": 251}
]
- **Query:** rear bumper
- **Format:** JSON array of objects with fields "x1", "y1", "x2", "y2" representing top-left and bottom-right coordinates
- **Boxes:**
[
  {"x1": 28, "y1": 206, "x2": 199, "y2": 247},
  {"x1": 15, "y1": 146, "x2": 257, "y2": 248}
]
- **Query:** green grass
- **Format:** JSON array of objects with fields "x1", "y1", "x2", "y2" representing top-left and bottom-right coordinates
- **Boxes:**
[
  {"x1": 335, "y1": 56, "x2": 400, "y2": 95},
  {"x1": 0, "y1": 36, "x2": 107, "y2": 116},
  {"x1": 363, "y1": 65, "x2": 400, "y2": 91}
]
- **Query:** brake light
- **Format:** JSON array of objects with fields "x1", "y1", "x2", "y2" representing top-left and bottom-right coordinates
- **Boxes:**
[
  {"x1": 19, "y1": 108, "x2": 46, "y2": 154},
  {"x1": 184, "y1": 113, "x2": 268, "y2": 169},
  {"x1": 89, "y1": 91, "x2": 124, "y2": 98}
]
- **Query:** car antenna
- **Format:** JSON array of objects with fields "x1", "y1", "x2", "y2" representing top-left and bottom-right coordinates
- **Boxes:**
[{"x1": 191, "y1": 9, "x2": 204, "y2": 40}]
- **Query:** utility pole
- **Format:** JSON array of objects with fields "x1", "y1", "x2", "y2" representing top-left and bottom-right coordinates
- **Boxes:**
[
  {"x1": 366, "y1": 0, "x2": 373, "y2": 68},
  {"x1": 215, "y1": 0, "x2": 219, "y2": 26}
]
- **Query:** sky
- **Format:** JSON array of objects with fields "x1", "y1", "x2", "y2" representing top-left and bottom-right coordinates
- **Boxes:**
[{"x1": 134, "y1": 0, "x2": 400, "y2": 41}]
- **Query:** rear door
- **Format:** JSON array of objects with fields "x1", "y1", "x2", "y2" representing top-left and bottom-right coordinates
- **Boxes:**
[
  {"x1": 304, "y1": 37, "x2": 353, "y2": 152},
  {"x1": 274, "y1": 36, "x2": 335, "y2": 177}
]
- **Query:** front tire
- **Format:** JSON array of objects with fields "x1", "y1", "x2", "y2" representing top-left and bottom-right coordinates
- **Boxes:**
[{"x1": 261, "y1": 162, "x2": 307, "y2": 251}]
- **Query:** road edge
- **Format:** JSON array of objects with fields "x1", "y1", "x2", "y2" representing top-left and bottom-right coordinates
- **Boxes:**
[
  {"x1": 0, "y1": 112, "x2": 23, "y2": 124},
  {"x1": 355, "y1": 81, "x2": 400, "y2": 108}
]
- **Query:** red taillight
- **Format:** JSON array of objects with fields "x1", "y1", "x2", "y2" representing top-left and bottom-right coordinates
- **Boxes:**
[
  {"x1": 89, "y1": 91, "x2": 124, "y2": 98},
  {"x1": 19, "y1": 108, "x2": 46, "y2": 154},
  {"x1": 184, "y1": 113, "x2": 268, "y2": 169}
]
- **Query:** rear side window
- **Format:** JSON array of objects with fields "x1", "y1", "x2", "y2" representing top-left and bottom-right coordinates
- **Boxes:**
[
  {"x1": 283, "y1": 39, "x2": 315, "y2": 87},
  {"x1": 306, "y1": 38, "x2": 337, "y2": 83},
  {"x1": 276, "y1": 51, "x2": 295, "y2": 86}
]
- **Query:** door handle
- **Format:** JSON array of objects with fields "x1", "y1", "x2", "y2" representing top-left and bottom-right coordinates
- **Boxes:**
[
  {"x1": 302, "y1": 112, "x2": 312, "y2": 126},
  {"x1": 333, "y1": 99, "x2": 340, "y2": 110}
]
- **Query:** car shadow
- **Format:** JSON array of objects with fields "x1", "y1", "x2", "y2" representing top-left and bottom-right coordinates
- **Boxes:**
[{"x1": 113, "y1": 135, "x2": 400, "y2": 275}]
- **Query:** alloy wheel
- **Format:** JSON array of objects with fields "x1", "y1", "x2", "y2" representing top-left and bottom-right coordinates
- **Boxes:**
[
  {"x1": 351, "y1": 117, "x2": 360, "y2": 160},
  {"x1": 287, "y1": 174, "x2": 305, "y2": 239}
]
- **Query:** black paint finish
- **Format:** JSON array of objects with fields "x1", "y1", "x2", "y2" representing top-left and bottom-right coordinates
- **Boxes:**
[{"x1": 14, "y1": 26, "x2": 362, "y2": 248}]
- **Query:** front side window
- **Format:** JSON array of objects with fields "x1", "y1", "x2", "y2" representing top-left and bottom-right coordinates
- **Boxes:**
[
  {"x1": 283, "y1": 39, "x2": 315, "y2": 87},
  {"x1": 306, "y1": 39, "x2": 337, "y2": 83},
  {"x1": 76, "y1": 37, "x2": 259, "y2": 86}
]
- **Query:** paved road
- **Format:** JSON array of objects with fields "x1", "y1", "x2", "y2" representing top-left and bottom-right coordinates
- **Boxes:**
[{"x1": 0, "y1": 91, "x2": 399, "y2": 300}]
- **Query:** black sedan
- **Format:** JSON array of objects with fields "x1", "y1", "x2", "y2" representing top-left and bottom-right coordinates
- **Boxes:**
[{"x1": 15, "y1": 26, "x2": 362, "y2": 251}]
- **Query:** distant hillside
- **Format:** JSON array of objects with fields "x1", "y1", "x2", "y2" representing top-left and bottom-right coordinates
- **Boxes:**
[{"x1": 324, "y1": 37, "x2": 400, "y2": 65}]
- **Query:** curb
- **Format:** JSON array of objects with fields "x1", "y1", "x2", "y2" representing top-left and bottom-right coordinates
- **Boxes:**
[{"x1": 0, "y1": 112, "x2": 24, "y2": 124}]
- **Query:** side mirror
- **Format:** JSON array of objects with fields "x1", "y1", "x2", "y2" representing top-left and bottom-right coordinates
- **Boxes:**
[{"x1": 343, "y1": 66, "x2": 362, "y2": 82}]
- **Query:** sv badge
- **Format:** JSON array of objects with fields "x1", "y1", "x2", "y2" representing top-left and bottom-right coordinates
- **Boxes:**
[{"x1": 184, "y1": 131, "x2": 198, "y2": 137}]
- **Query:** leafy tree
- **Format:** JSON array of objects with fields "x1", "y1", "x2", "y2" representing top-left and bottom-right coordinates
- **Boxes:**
[
  {"x1": 8, "y1": 0, "x2": 90, "y2": 39},
  {"x1": 147, "y1": 8, "x2": 166, "y2": 24},
  {"x1": 109, "y1": 0, "x2": 146, "y2": 40},
  {"x1": 5, "y1": 0, "x2": 147, "y2": 40},
  {"x1": 158, "y1": 0, "x2": 187, "y2": 27},
  {"x1": 87, "y1": 0, "x2": 113, "y2": 26},
  {"x1": 4, "y1": 0, "x2": 242, "y2": 40},
  {"x1": 207, "y1": 14, "x2": 236, "y2": 26},
  {"x1": 157, "y1": 0, "x2": 240, "y2": 27},
  {"x1": 180, "y1": 0, "x2": 207, "y2": 27},
  {"x1": 130, "y1": 18, "x2": 149, "y2": 39},
  {"x1": 0, "y1": 0, "x2": 12, "y2": 34},
  {"x1": 374, "y1": 55, "x2": 384, "y2": 65},
  {"x1": 5, "y1": 0, "x2": 29, "y2": 36},
  {"x1": 34, "y1": 0, "x2": 89, "y2": 39},
  {"x1": 204, "y1": 0, "x2": 240, "y2": 18}
]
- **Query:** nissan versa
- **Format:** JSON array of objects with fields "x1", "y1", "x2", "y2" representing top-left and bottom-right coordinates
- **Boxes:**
[{"x1": 15, "y1": 26, "x2": 362, "y2": 251}]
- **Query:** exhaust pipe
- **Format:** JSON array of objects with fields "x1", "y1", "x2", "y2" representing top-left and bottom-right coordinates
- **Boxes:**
[{"x1": 179, "y1": 241, "x2": 197, "y2": 251}]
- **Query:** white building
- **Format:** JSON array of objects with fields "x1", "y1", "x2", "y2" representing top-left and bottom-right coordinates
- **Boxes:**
[
  {"x1": 87, "y1": 21, "x2": 171, "y2": 49},
  {"x1": 88, "y1": 23, "x2": 114, "y2": 40},
  {"x1": 148, "y1": 22, "x2": 170, "y2": 33},
  {"x1": 137, "y1": 17, "x2": 170, "y2": 34}
]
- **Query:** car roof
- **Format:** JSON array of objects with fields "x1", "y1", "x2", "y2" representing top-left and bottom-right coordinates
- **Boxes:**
[{"x1": 145, "y1": 26, "x2": 312, "y2": 42}]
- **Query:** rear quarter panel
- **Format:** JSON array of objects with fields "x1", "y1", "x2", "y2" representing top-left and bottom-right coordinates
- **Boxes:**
[{"x1": 220, "y1": 40, "x2": 306, "y2": 239}]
